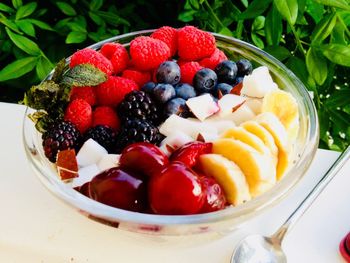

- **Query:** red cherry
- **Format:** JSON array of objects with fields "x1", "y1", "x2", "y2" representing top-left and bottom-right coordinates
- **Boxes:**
[
  {"x1": 170, "y1": 141, "x2": 212, "y2": 168},
  {"x1": 89, "y1": 167, "x2": 147, "y2": 212},
  {"x1": 119, "y1": 142, "x2": 169, "y2": 177},
  {"x1": 199, "y1": 175, "x2": 226, "y2": 213},
  {"x1": 346, "y1": 233, "x2": 350, "y2": 253},
  {"x1": 149, "y1": 162, "x2": 205, "y2": 215}
]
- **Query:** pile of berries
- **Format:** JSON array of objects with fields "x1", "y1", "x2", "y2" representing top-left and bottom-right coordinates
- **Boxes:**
[{"x1": 40, "y1": 25, "x2": 256, "y2": 216}]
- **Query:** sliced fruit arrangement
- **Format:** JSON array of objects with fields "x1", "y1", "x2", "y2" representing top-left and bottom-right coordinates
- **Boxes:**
[{"x1": 23, "y1": 25, "x2": 300, "y2": 215}]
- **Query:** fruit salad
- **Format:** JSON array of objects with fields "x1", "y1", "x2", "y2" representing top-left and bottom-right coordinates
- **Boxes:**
[{"x1": 23, "y1": 26, "x2": 299, "y2": 215}]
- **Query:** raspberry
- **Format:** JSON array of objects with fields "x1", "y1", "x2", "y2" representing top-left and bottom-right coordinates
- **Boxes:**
[
  {"x1": 96, "y1": 76, "x2": 139, "y2": 107},
  {"x1": 178, "y1": 26, "x2": 216, "y2": 61},
  {"x1": 70, "y1": 48, "x2": 113, "y2": 75},
  {"x1": 199, "y1": 48, "x2": 228, "y2": 70},
  {"x1": 151, "y1": 26, "x2": 178, "y2": 56},
  {"x1": 64, "y1": 99, "x2": 92, "y2": 133},
  {"x1": 130, "y1": 36, "x2": 170, "y2": 71},
  {"x1": 92, "y1": 106, "x2": 120, "y2": 131},
  {"x1": 100, "y1": 43, "x2": 129, "y2": 74},
  {"x1": 70, "y1": 86, "x2": 96, "y2": 106},
  {"x1": 121, "y1": 69, "x2": 151, "y2": 87},
  {"x1": 180, "y1": 61, "x2": 203, "y2": 85}
]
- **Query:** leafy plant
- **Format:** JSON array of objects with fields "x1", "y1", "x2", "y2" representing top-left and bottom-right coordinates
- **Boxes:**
[{"x1": 179, "y1": 0, "x2": 350, "y2": 151}]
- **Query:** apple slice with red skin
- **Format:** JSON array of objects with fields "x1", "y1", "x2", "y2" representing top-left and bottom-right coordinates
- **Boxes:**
[
  {"x1": 170, "y1": 141, "x2": 212, "y2": 168},
  {"x1": 119, "y1": 142, "x2": 169, "y2": 177},
  {"x1": 149, "y1": 162, "x2": 205, "y2": 215}
]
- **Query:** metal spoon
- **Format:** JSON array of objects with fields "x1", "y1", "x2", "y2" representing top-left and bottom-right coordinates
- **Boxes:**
[{"x1": 231, "y1": 146, "x2": 350, "y2": 263}]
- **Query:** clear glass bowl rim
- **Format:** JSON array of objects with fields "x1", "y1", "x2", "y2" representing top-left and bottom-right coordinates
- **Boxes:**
[{"x1": 23, "y1": 29, "x2": 319, "y2": 228}]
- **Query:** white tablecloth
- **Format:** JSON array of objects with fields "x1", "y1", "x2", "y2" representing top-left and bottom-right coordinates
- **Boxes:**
[{"x1": 0, "y1": 102, "x2": 349, "y2": 263}]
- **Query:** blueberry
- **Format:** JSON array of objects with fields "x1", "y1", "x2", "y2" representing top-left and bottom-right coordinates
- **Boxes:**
[
  {"x1": 174, "y1": 83, "x2": 197, "y2": 100},
  {"x1": 156, "y1": 61, "x2": 181, "y2": 85},
  {"x1": 214, "y1": 60, "x2": 238, "y2": 85},
  {"x1": 212, "y1": 83, "x2": 233, "y2": 98},
  {"x1": 152, "y1": 83, "x2": 176, "y2": 104},
  {"x1": 141, "y1": 82, "x2": 156, "y2": 94},
  {"x1": 236, "y1": 59, "x2": 253, "y2": 77},
  {"x1": 193, "y1": 68, "x2": 218, "y2": 94},
  {"x1": 164, "y1": 98, "x2": 190, "y2": 118}
]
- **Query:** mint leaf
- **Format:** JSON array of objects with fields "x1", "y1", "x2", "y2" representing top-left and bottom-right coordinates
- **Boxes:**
[{"x1": 61, "y1": 64, "x2": 107, "y2": 87}]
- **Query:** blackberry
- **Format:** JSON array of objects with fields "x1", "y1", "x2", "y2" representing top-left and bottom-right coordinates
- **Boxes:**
[
  {"x1": 115, "y1": 119, "x2": 163, "y2": 153},
  {"x1": 84, "y1": 125, "x2": 117, "y2": 153},
  {"x1": 42, "y1": 121, "x2": 81, "y2": 162},
  {"x1": 117, "y1": 90, "x2": 161, "y2": 125}
]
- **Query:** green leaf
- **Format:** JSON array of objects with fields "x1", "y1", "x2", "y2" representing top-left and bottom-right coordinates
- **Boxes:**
[
  {"x1": 264, "y1": 45, "x2": 291, "y2": 61},
  {"x1": 56, "y1": 2, "x2": 77, "y2": 16},
  {"x1": 89, "y1": 0, "x2": 103, "y2": 11},
  {"x1": 97, "y1": 11, "x2": 130, "y2": 26},
  {"x1": 305, "y1": 0, "x2": 324, "y2": 23},
  {"x1": 66, "y1": 31, "x2": 87, "y2": 44},
  {"x1": 331, "y1": 23, "x2": 346, "y2": 45},
  {"x1": 218, "y1": 27, "x2": 233, "y2": 37},
  {"x1": 0, "y1": 56, "x2": 37, "y2": 81},
  {"x1": 313, "y1": 0, "x2": 350, "y2": 11},
  {"x1": 320, "y1": 44, "x2": 350, "y2": 67},
  {"x1": 89, "y1": 11, "x2": 103, "y2": 25},
  {"x1": 16, "y1": 19, "x2": 35, "y2": 37},
  {"x1": 274, "y1": 0, "x2": 298, "y2": 25},
  {"x1": 330, "y1": 109, "x2": 350, "y2": 129},
  {"x1": 26, "y1": 19, "x2": 54, "y2": 31},
  {"x1": 12, "y1": 0, "x2": 22, "y2": 9},
  {"x1": 251, "y1": 33, "x2": 265, "y2": 49},
  {"x1": 240, "y1": 0, "x2": 249, "y2": 8},
  {"x1": 0, "y1": 3, "x2": 15, "y2": 13},
  {"x1": 238, "y1": 0, "x2": 272, "y2": 19},
  {"x1": 61, "y1": 64, "x2": 107, "y2": 87},
  {"x1": 306, "y1": 48, "x2": 328, "y2": 85},
  {"x1": 325, "y1": 90, "x2": 350, "y2": 108},
  {"x1": 36, "y1": 56, "x2": 53, "y2": 80},
  {"x1": 318, "y1": 109, "x2": 330, "y2": 139},
  {"x1": 178, "y1": 10, "x2": 197, "y2": 22},
  {"x1": 15, "y1": 2, "x2": 37, "y2": 20},
  {"x1": 286, "y1": 56, "x2": 309, "y2": 84},
  {"x1": 0, "y1": 15, "x2": 22, "y2": 34},
  {"x1": 252, "y1": 16, "x2": 265, "y2": 31},
  {"x1": 5, "y1": 28, "x2": 41, "y2": 55},
  {"x1": 67, "y1": 22, "x2": 86, "y2": 32},
  {"x1": 51, "y1": 59, "x2": 68, "y2": 83},
  {"x1": 265, "y1": 5, "x2": 282, "y2": 45},
  {"x1": 311, "y1": 13, "x2": 337, "y2": 44}
]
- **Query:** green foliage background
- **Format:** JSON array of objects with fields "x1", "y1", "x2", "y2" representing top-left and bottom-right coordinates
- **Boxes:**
[{"x1": 0, "y1": 0, "x2": 349, "y2": 151}]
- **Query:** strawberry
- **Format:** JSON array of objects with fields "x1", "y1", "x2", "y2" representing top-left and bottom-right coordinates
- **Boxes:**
[
  {"x1": 96, "y1": 76, "x2": 139, "y2": 107},
  {"x1": 151, "y1": 26, "x2": 178, "y2": 56},
  {"x1": 130, "y1": 36, "x2": 170, "y2": 71},
  {"x1": 170, "y1": 141, "x2": 212, "y2": 168},
  {"x1": 64, "y1": 99, "x2": 92, "y2": 133},
  {"x1": 178, "y1": 26, "x2": 216, "y2": 61},
  {"x1": 179, "y1": 61, "x2": 203, "y2": 85},
  {"x1": 70, "y1": 48, "x2": 113, "y2": 75},
  {"x1": 121, "y1": 69, "x2": 151, "y2": 87},
  {"x1": 92, "y1": 106, "x2": 120, "y2": 131},
  {"x1": 100, "y1": 42, "x2": 129, "y2": 74},
  {"x1": 199, "y1": 48, "x2": 228, "y2": 70},
  {"x1": 70, "y1": 86, "x2": 96, "y2": 106}
]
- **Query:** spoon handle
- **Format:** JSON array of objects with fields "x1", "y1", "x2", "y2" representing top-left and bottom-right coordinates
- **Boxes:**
[{"x1": 273, "y1": 146, "x2": 350, "y2": 243}]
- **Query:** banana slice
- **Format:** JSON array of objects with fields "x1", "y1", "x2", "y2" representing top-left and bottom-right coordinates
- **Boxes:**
[
  {"x1": 262, "y1": 89, "x2": 299, "y2": 141},
  {"x1": 221, "y1": 127, "x2": 270, "y2": 156},
  {"x1": 213, "y1": 138, "x2": 276, "y2": 197},
  {"x1": 199, "y1": 154, "x2": 251, "y2": 205},
  {"x1": 241, "y1": 121, "x2": 278, "y2": 167},
  {"x1": 255, "y1": 112, "x2": 289, "y2": 180}
]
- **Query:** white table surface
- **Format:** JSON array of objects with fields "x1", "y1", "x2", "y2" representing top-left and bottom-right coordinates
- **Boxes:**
[{"x1": 0, "y1": 102, "x2": 349, "y2": 263}]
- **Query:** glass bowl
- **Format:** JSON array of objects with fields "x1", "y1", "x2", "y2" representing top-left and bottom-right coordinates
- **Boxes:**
[{"x1": 22, "y1": 29, "x2": 319, "y2": 236}]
